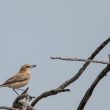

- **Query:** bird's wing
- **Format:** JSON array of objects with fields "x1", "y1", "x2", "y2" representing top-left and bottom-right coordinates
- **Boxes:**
[{"x1": 2, "y1": 73, "x2": 29, "y2": 85}]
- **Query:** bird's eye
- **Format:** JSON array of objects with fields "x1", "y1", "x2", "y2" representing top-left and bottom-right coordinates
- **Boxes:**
[{"x1": 26, "y1": 66, "x2": 30, "y2": 68}]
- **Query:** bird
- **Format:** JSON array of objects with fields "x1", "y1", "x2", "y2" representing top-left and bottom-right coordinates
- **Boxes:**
[{"x1": 0, "y1": 64, "x2": 36, "y2": 95}]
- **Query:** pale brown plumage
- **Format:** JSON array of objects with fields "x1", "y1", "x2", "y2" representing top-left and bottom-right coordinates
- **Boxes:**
[{"x1": 0, "y1": 64, "x2": 36, "y2": 90}]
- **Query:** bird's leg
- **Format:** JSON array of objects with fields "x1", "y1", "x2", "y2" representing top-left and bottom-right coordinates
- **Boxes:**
[{"x1": 13, "y1": 88, "x2": 19, "y2": 96}]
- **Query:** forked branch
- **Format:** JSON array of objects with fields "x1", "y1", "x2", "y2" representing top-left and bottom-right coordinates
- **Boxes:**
[
  {"x1": 31, "y1": 37, "x2": 110, "y2": 107},
  {"x1": 0, "y1": 38, "x2": 110, "y2": 109}
]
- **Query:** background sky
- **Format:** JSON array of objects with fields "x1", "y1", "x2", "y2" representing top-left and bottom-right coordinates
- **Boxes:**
[{"x1": 0, "y1": 0, "x2": 110, "y2": 110}]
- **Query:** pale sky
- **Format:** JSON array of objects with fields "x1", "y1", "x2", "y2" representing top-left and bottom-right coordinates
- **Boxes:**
[{"x1": 0, "y1": 0, "x2": 110, "y2": 110}]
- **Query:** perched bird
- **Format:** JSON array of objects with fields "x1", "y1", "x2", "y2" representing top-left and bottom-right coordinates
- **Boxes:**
[{"x1": 0, "y1": 64, "x2": 36, "y2": 95}]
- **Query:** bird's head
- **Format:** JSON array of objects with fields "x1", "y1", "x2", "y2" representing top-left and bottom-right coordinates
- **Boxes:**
[{"x1": 20, "y1": 64, "x2": 36, "y2": 73}]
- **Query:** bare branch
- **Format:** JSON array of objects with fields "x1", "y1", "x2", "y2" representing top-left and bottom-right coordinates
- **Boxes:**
[
  {"x1": 51, "y1": 57, "x2": 110, "y2": 65},
  {"x1": 13, "y1": 88, "x2": 35, "y2": 110},
  {"x1": 31, "y1": 89, "x2": 70, "y2": 107},
  {"x1": 77, "y1": 64, "x2": 110, "y2": 110},
  {"x1": 31, "y1": 37, "x2": 110, "y2": 107},
  {"x1": 13, "y1": 87, "x2": 29, "y2": 104},
  {"x1": 58, "y1": 37, "x2": 110, "y2": 89},
  {"x1": 0, "y1": 106, "x2": 15, "y2": 110}
]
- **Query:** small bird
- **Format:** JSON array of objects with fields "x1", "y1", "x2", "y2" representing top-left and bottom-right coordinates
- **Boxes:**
[{"x1": 0, "y1": 64, "x2": 36, "y2": 95}]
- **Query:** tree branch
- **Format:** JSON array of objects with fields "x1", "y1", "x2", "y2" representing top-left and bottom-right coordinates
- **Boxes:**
[
  {"x1": 12, "y1": 88, "x2": 35, "y2": 110},
  {"x1": 50, "y1": 57, "x2": 110, "y2": 65},
  {"x1": 77, "y1": 64, "x2": 110, "y2": 110},
  {"x1": 0, "y1": 106, "x2": 15, "y2": 110},
  {"x1": 31, "y1": 89, "x2": 70, "y2": 106},
  {"x1": 57, "y1": 37, "x2": 110, "y2": 89},
  {"x1": 13, "y1": 87, "x2": 29, "y2": 105},
  {"x1": 31, "y1": 37, "x2": 110, "y2": 107}
]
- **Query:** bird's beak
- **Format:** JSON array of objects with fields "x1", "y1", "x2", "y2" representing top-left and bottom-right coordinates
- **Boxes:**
[{"x1": 31, "y1": 65, "x2": 37, "y2": 68}]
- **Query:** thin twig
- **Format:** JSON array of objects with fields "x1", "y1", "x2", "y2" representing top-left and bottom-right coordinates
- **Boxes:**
[
  {"x1": 0, "y1": 106, "x2": 15, "y2": 110},
  {"x1": 77, "y1": 64, "x2": 110, "y2": 110},
  {"x1": 31, "y1": 37, "x2": 110, "y2": 107},
  {"x1": 50, "y1": 57, "x2": 110, "y2": 65}
]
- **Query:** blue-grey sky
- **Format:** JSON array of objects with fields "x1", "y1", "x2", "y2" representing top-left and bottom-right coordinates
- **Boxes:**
[{"x1": 0, "y1": 0, "x2": 110, "y2": 110}]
